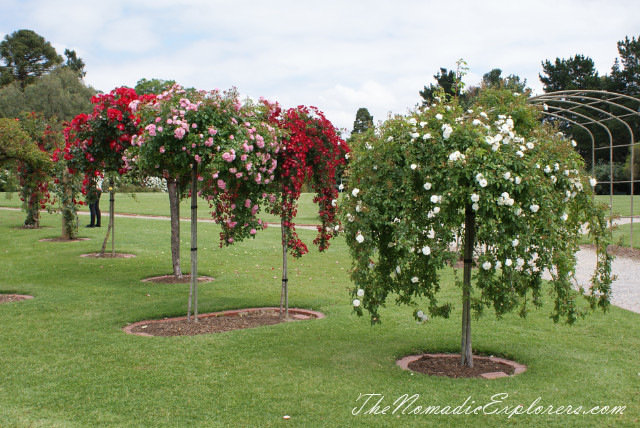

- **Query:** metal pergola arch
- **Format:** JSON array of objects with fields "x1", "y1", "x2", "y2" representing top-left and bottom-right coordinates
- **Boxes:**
[{"x1": 528, "y1": 90, "x2": 640, "y2": 248}]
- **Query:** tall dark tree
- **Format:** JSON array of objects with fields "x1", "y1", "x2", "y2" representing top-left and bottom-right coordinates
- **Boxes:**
[
  {"x1": 0, "y1": 29, "x2": 62, "y2": 89},
  {"x1": 539, "y1": 54, "x2": 602, "y2": 92},
  {"x1": 608, "y1": 36, "x2": 640, "y2": 95},
  {"x1": 482, "y1": 68, "x2": 528, "y2": 93},
  {"x1": 351, "y1": 107, "x2": 373, "y2": 135},
  {"x1": 419, "y1": 68, "x2": 457, "y2": 104},
  {"x1": 64, "y1": 49, "x2": 86, "y2": 79}
]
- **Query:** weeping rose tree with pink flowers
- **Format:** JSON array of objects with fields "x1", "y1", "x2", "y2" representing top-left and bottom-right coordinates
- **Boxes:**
[
  {"x1": 135, "y1": 85, "x2": 280, "y2": 322},
  {"x1": 268, "y1": 105, "x2": 349, "y2": 318}
]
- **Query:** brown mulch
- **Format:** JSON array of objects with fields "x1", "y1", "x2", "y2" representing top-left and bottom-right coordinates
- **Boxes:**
[
  {"x1": 581, "y1": 244, "x2": 640, "y2": 261},
  {"x1": 39, "y1": 237, "x2": 90, "y2": 242},
  {"x1": 141, "y1": 274, "x2": 215, "y2": 284},
  {"x1": 80, "y1": 253, "x2": 136, "y2": 258},
  {"x1": 0, "y1": 294, "x2": 33, "y2": 303},
  {"x1": 407, "y1": 355, "x2": 516, "y2": 378},
  {"x1": 129, "y1": 310, "x2": 305, "y2": 336}
]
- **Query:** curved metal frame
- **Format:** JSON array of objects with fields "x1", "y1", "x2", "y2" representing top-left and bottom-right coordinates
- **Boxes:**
[{"x1": 528, "y1": 90, "x2": 640, "y2": 248}]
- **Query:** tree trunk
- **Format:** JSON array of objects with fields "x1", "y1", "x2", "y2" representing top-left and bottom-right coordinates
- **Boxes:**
[
  {"x1": 61, "y1": 169, "x2": 77, "y2": 240},
  {"x1": 99, "y1": 178, "x2": 115, "y2": 257},
  {"x1": 167, "y1": 177, "x2": 182, "y2": 278},
  {"x1": 188, "y1": 165, "x2": 198, "y2": 323},
  {"x1": 461, "y1": 205, "x2": 476, "y2": 368},
  {"x1": 279, "y1": 217, "x2": 289, "y2": 320}
]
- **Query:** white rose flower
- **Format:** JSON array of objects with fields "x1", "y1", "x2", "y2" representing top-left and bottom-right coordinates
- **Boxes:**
[
  {"x1": 331, "y1": 199, "x2": 337, "y2": 207},
  {"x1": 430, "y1": 195, "x2": 440, "y2": 204},
  {"x1": 530, "y1": 204, "x2": 539, "y2": 213},
  {"x1": 472, "y1": 202, "x2": 479, "y2": 211},
  {"x1": 417, "y1": 310, "x2": 424, "y2": 318},
  {"x1": 433, "y1": 206, "x2": 440, "y2": 214},
  {"x1": 515, "y1": 176, "x2": 522, "y2": 185},
  {"x1": 396, "y1": 266, "x2": 401, "y2": 274},
  {"x1": 423, "y1": 182, "x2": 432, "y2": 190},
  {"x1": 516, "y1": 258, "x2": 525, "y2": 268},
  {"x1": 422, "y1": 133, "x2": 432, "y2": 140},
  {"x1": 410, "y1": 132, "x2": 420, "y2": 139},
  {"x1": 472, "y1": 119, "x2": 482, "y2": 126},
  {"x1": 480, "y1": 112, "x2": 488, "y2": 119},
  {"x1": 420, "y1": 121, "x2": 428, "y2": 128},
  {"x1": 590, "y1": 177, "x2": 597, "y2": 187},
  {"x1": 338, "y1": 184, "x2": 344, "y2": 190},
  {"x1": 561, "y1": 212, "x2": 569, "y2": 221},
  {"x1": 435, "y1": 113, "x2": 443, "y2": 120},
  {"x1": 422, "y1": 246, "x2": 431, "y2": 255},
  {"x1": 479, "y1": 178, "x2": 488, "y2": 188},
  {"x1": 357, "y1": 288, "x2": 365, "y2": 297},
  {"x1": 408, "y1": 118, "x2": 417, "y2": 125},
  {"x1": 411, "y1": 277, "x2": 419, "y2": 283},
  {"x1": 355, "y1": 233, "x2": 364, "y2": 243},
  {"x1": 353, "y1": 299, "x2": 361, "y2": 307},
  {"x1": 505, "y1": 258, "x2": 513, "y2": 267},
  {"x1": 512, "y1": 238, "x2": 519, "y2": 247},
  {"x1": 352, "y1": 188, "x2": 360, "y2": 197},
  {"x1": 482, "y1": 261, "x2": 492, "y2": 270},
  {"x1": 503, "y1": 172, "x2": 511, "y2": 180},
  {"x1": 410, "y1": 163, "x2": 417, "y2": 170},
  {"x1": 526, "y1": 142, "x2": 534, "y2": 150},
  {"x1": 471, "y1": 193, "x2": 480, "y2": 203},
  {"x1": 427, "y1": 229, "x2": 435, "y2": 239}
]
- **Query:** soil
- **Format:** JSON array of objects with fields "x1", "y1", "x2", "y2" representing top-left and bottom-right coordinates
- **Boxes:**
[
  {"x1": 39, "y1": 237, "x2": 90, "y2": 242},
  {"x1": 80, "y1": 253, "x2": 136, "y2": 258},
  {"x1": 582, "y1": 243, "x2": 640, "y2": 261},
  {"x1": 141, "y1": 274, "x2": 215, "y2": 284},
  {"x1": 0, "y1": 294, "x2": 34, "y2": 303},
  {"x1": 407, "y1": 354, "x2": 516, "y2": 378},
  {"x1": 125, "y1": 308, "x2": 323, "y2": 337}
]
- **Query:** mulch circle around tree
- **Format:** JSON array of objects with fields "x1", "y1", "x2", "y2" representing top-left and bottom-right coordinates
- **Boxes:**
[
  {"x1": 397, "y1": 353, "x2": 527, "y2": 379},
  {"x1": 141, "y1": 274, "x2": 215, "y2": 284},
  {"x1": 0, "y1": 294, "x2": 34, "y2": 303},
  {"x1": 80, "y1": 253, "x2": 136, "y2": 258},
  {"x1": 123, "y1": 307, "x2": 325, "y2": 337},
  {"x1": 39, "y1": 237, "x2": 90, "y2": 242}
]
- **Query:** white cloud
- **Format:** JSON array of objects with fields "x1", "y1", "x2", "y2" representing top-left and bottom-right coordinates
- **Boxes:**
[{"x1": 1, "y1": 0, "x2": 639, "y2": 131}]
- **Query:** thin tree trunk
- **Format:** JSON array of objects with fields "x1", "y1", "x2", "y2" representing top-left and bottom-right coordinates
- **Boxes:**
[
  {"x1": 188, "y1": 165, "x2": 198, "y2": 323},
  {"x1": 461, "y1": 205, "x2": 476, "y2": 368},
  {"x1": 61, "y1": 169, "x2": 77, "y2": 240},
  {"x1": 99, "y1": 178, "x2": 115, "y2": 257},
  {"x1": 168, "y1": 177, "x2": 182, "y2": 278},
  {"x1": 279, "y1": 216, "x2": 289, "y2": 320}
]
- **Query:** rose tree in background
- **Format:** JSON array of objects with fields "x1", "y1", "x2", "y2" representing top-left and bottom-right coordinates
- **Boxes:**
[
  {"x1": 63, "y1": 87, "x2": 153, "y2": 256},
  {"x1": 342, "y1": 88, "x2": 613, "y2": 368},
  {"x1": 268, "y1": 105, "x2": 349, "y2": 318},
  {"x1": 135, "y1": 85, "x2": 280, "y2": 322}
]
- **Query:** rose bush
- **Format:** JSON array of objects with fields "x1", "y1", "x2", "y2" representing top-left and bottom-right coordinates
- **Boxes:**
[{"x1": 342, "y1": 87, "x2": 613, "y2": 366}]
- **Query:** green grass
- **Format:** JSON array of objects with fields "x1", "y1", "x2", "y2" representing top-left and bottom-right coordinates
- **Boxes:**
[
  {"x1": 610, "y1": 222, "x2": 640, "y2": 249},
  {"x1": 0, "y1": 198, "x2": 639, "y2": 427},
  {"x1": 595, "y1": 195, "x2": 640, "y2": 217},
  {"x1": 0, "y1": 191, "x2": 324, "y2": 225}
]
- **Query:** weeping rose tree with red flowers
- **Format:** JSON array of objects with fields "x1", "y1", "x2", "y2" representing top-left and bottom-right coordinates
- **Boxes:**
[
  {"x1": 268, "y1": 105, "x2": 349, "y2": 318},
  {"x1": 14, "y1": 113, "x2": 60, "y2": 228},
  {"x1": 135, "y1": 85, "x2": 280, "y2": 321},
  {"x1": 64, "y1": 87, "x2": 153, "y2": 256}
]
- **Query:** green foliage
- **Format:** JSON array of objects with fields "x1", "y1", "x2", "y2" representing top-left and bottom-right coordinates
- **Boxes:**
[
  {"x1": 0, "y1": 118, "x2": 50, "y2": 169},
  {"x1": 419, "y1": 67, "x2": 458, "y2": 105},
  {"x1": 0, "y1": 67, "x2": 95, "y2": 121},
  {"x1": 63, "y1": 49, "x2": 86, "y2": 79},
  {"x1": 342, "y1": 87, "x2": 613, "y2": 327},
  {"x1": 351, "y1": 107, "x2": 374, "y2": 135},
  {"x1": 539, "y1": 54, "x2": 602, "y2": 92},
  {"x1": 134, "y1": 77, "x2": 177, "y2": 95},
  {"x1": 0, "y1": 29, "x2": 62, "y2": 88}
]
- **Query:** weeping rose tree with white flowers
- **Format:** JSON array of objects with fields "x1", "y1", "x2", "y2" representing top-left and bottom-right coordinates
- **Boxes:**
[
  {"x1": 342, "y1": 88, "x2": 613, "y2": 368},
  {"x1": 134, "y1": 85, "x2": 280, "y2": 322}
]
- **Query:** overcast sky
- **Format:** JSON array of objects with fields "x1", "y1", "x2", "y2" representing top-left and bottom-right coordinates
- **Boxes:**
[{"x1": 2, "y1": 0, "x2": 639, "y2": 133}]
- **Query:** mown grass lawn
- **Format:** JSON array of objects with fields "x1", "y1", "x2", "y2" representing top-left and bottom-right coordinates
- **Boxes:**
[{"x1": 1, "y1": 197, "x2": 639, "y2": 427}]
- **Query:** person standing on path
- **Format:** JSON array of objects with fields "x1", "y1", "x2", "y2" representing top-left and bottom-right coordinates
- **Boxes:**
[{"x1": 85, "y1": 178, "x2": 102, "y2": 228}]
